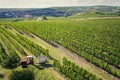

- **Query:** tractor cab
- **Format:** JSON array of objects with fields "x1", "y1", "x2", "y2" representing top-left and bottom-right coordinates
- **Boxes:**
[
  {"x1": 26, "y1": 56, "x2": 34, "y2": 65},
  {"x1": 20, "y1": 56, "x2": 34, "y2": 68}
]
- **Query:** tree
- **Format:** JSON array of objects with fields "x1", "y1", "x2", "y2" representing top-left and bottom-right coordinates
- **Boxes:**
[
  {"x1": 42, "y1": 15, "x2": 48, "y2": 20},
  {"x1": 9, "y1": 68, "x2": 34, "y2": 80},
  {"x1": 1, "y1": 52, "x2": 20, "y2": 69},
  {"x1": 117, "y1": 11, "x2": 120, "y2": 16}
]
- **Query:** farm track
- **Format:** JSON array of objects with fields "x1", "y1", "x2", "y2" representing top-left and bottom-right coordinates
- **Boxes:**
[
  {"x1": 43, "y1": 68, "x2": 68, "y2": 80},
  {"x1": 0, "y1": 67, "x2": 11, "y2": 80},
  {"x1": 7, "y1": 27, "x2": 120, "y2": 80}
]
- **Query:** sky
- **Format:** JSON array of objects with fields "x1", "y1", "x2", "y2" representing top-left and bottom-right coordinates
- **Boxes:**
[{"x1": 0, "y1": 0, "x2": 120, "y2": 8}]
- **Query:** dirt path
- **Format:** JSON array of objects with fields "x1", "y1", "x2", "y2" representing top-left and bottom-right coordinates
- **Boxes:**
[
  {"x1": 44, "y1": 68, "x2": 68, "y2": 80},
  {"x1": 6, "y1": 27, "x2": 119, "y2": 80},
  {"x1": 0, "y1": 67, "x2": 11, "y2": 80}
]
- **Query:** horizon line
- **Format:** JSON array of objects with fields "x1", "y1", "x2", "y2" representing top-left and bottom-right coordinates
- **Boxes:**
[{"x1": 0, "y1": 5, "x2": 120, "y2": 9}]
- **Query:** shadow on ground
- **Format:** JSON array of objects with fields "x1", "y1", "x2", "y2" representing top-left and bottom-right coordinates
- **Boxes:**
[{"x1": 34, "y1": 63, "x2": 53, "y2": 70}]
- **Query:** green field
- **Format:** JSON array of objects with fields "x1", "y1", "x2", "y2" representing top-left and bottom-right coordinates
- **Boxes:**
[
  {"x1": 69, "y1": 12, "x2": 119, "y2": 18},
  {"x1": 0, "y1": 78, "x2": 3, "y2": 80},
  {"x1": 0, "y1": 17, "x2": 120, "y2": 80}
]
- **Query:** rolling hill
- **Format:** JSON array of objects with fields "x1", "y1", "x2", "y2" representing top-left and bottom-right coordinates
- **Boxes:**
[{"x1": 0, "y1": 5, "x2": 120, "y2": 18}]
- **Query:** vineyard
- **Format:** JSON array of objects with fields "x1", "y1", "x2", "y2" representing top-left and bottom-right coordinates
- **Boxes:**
[{"x1": 0, "y1": 19, "x2": 120, "y2": 80}]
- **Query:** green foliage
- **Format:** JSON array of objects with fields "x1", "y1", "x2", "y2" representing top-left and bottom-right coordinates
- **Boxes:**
[
  {"x1": 0, "y1": 31, "x2": 20, "y2": 69},
  {"x1": 0, "y1": 28, "x2": 27, "y2": 56},
  {"x1": 7, "y1": 19, "x2": 120, "y2": 78},
  {"x1": 9, "y1": 68, "x2": 34, "y2": 80},
  {"x1": 42, "y1": 15, "x2": 48, "y2": 20},
  {"x1": 0, "y1": 27, "x2": 49, "y2": 57},
  {"x1": 53, "y1": 59, "x2": 61, "y2": 69},
  {"x1": 1, "y1": 52, "x2": 20, "y2": 69},
  {"x1": 69, "y1": 12, "x2": 118, "y2": 18},
  {"x1": 0, "y1": 44, "x2": 7, "y2": 62},
  {"x1": 54, "y1": 57, "x2": 102, "y2": 80},
  {"x1": 117, "y1": 11, "x2": 120, "y2": 16}
]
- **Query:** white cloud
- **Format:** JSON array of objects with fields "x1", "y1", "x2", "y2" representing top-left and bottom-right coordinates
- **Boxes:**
[{"x1": 0, "y1": 0, "x2": 120, "y2": 8}]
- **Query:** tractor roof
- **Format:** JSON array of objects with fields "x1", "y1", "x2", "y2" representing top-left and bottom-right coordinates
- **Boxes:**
[{"x1": 26, "y1": 56, "x2": 33, "y2": 58}]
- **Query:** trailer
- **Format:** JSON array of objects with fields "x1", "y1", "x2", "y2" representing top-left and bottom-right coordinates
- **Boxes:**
[{"x1": 38, "y1": 56, "x2": 47, "y2": 65}]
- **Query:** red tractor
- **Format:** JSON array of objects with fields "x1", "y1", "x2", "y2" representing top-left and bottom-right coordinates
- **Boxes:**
[{"x1": 20, "y1": 56, "x2": 34, "y2": 68}]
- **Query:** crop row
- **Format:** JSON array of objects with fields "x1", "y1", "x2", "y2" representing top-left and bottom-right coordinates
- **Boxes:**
[
  {"x1": 0, "y1": 30, "x2": 20, "y2": 69},
  {"x1": 7, "y1": 20, "x2": 120, "y2": 78},
  {"x1": 0, "y1": 28, "x2": 27, "y2": 56},
  {"x1": 54, "y1": 57, "x2": 102, "y2": 80},
  {"x1": 0, "y1": 43, "x2": 7, "y2": 63},
  {"x1": 0, "y1": 27, "x2": 48, "y2": 57}
]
